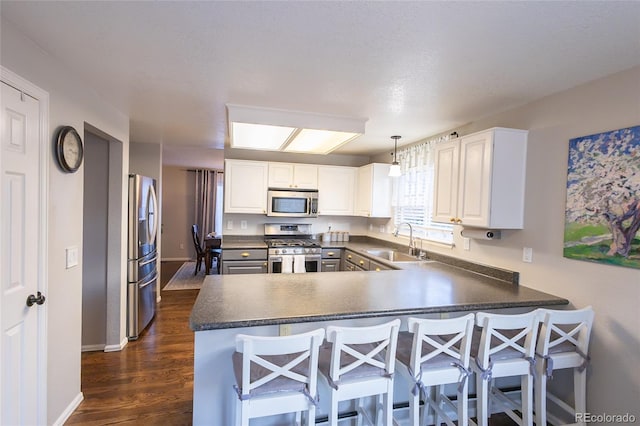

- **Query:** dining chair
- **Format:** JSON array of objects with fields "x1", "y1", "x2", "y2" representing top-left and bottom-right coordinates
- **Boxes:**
[
  {"x1": 233, "y1": 328, "x2": 325, "y2": 426},
  {"x1": 191, "y1": 224, "x2": 206, "y2": 275}
]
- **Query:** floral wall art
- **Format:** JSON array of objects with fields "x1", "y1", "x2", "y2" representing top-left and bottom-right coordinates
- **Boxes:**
[{"x1": 563, "y1": 125, "x2": 640, "y2": 269}]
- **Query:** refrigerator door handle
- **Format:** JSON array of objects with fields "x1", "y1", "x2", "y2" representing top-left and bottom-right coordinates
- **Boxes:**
[{"x1": 146, "y1": 183, "x2": 159, "y2": 244}]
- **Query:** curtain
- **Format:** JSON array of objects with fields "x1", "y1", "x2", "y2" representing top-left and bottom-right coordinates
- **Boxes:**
[{"x1": 194, "y1": 169, "x2": 223, "y2": 237}]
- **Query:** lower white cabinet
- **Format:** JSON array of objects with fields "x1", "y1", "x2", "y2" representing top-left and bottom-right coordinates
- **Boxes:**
[{"x1": 317, "y1": 166, "x2": 356, "y2": 216}]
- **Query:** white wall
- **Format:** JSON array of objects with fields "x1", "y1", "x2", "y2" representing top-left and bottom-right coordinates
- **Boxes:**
[
  {"x1": 371, "y1": 66, "x2": 640, "y2": 415},
  {"x1": 1, "y1": 19, "x2": 130, "y2": 424}
]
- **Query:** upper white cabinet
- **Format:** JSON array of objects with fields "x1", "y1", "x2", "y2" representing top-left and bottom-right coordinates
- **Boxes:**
[
  {"x1": 224, "y1": 159, "x2": 268, "y2": 214},
  {"x1": 317, "y1": 165, "x2": 357, "y2": 216},
  {"x1": 433, "y1": 127, "x2": 528, "y2": 229},
  {"x1": 355, "y1": 163, "x2": 392, "y2": 218},
  {"x1": 268, "y1": 163, "x2": 318, "y2": 189}
]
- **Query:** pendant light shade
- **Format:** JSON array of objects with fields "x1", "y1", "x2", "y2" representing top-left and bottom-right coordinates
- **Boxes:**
[{"x1": 389, "y1": 135, "x2": 401, "y2": 177}]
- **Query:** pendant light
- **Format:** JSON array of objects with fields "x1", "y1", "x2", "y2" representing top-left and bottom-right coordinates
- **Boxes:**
[{"x1": 388, "y1": 135, "x2": 401, "y2": 177}]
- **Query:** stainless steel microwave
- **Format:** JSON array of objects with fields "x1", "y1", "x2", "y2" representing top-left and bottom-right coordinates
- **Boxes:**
[{"x1": 267, "y1": 189, "x2": 318, "y2": 217}]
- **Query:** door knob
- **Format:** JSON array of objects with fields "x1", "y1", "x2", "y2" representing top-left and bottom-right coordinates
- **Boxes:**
[{"x1": 26, "y1": 291, "x2": 46, "y2": 307}]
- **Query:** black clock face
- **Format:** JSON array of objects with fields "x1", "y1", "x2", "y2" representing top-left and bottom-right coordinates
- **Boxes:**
[{"x1": 56, "y1": 126, "x2": 83, "y2": 172}]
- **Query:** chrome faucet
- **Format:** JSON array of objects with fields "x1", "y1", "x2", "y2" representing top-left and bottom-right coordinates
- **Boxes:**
[{"x1": 393, "y1": 222, "x2": 415, "y2": 255}]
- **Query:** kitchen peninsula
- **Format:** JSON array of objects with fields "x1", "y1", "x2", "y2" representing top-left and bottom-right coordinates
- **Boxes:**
[{"x1": 189, "y1": 260, "x2": 568, "y2": 425}]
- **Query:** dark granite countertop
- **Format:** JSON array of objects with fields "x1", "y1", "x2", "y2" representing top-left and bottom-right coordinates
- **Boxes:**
[
  {"x1": 189, "y1": 262, "x2": 568, "y2": 331},
  {"x1": 220, "y1": 237, "x2": 267, "y2": 250}
]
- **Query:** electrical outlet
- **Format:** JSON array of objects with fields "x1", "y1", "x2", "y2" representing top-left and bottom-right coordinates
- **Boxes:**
[
  {"x1": 369, "y1": 224, "x2": 373, "y2": 231},
  {"x1": 523, "y1": 247, "x2": 533, "y2": 263},
  {"x1": 179, "y1": 243, "x2": 184, "y2": 250},
  {"x1": 240, "y1": 220, "x2": 247, "y2": 230},
  {"x1": 279, "y1": 324, "x2": 292, "y2": 336},
  {"x1": 463, "y1": 238, "x2": 471, "y2": 251},
  {"x1": 379, "y1": 225, "x2": 385, "y2": 233},
  {"x1": 227, "y1": 220, "x2": 233, "y2": 230}
]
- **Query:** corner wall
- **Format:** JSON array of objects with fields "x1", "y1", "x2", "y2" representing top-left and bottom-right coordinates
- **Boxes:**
[
  {"x1": 1, "y1": 18, "x2": 130, "y2": 424},
  {"x1": 372, "y1": 66, "x2": 640, "y2": 415}
]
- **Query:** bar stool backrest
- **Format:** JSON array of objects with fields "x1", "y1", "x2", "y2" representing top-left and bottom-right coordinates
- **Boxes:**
[
  {"x1": 407, "y1": 313, "x2": 475, "y2": 374},
  {"x1": 325, "y1": 319, "x2": 401, "y2": 386},
  {"x1": 536, "y1": 306, "x2": 594, "y2": 359},
  {"x1": 475, "y1": 311, "x2": 540, "y2": 369},
  {"x1": 234, "y1": 328, "x2": 325, "y2": 400}
]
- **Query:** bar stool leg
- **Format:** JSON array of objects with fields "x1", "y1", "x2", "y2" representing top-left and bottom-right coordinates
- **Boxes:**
[
  {"x1": 574, "y1": 368, "x2": 587, "y2": 417},
  {"x1": 522, "y1": 374, "x2": 534, "y2": 426},
  {"x1": 535, "y1": 363, "x2": 548, "y2": 426},
  {"x1": 477, "y1": 377, "x2": 489, "y2": 426},
  {"x1": 409, "y1": 388, "x2": 421, "y2": 426}
]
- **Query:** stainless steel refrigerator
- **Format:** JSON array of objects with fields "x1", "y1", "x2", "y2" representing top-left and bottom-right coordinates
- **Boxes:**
[{"x1": 127, "y1": 174, "x2": 159, "y2": 340}]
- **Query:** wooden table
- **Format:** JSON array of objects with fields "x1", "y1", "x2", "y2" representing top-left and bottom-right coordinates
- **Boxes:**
[{"x1": 203, "y1": 236, "x2": 221, "y2": 275}]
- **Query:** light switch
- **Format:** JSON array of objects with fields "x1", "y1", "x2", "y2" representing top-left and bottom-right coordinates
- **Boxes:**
[
  {"x1": 463, "y1": 238, "x2": 471, "y2": 251},
  {"x1": 523, "y1": 247, "x2": 533, "y2": 263},
  {"x1": 227, "y1": 220, "x2": 233, "y2": 230},
  {"x1": 240, "y1": 220, "x2": 247, "y2": 230},
  {"x1": 66, "y1": 246, "x2": 79, "y2": 269}
]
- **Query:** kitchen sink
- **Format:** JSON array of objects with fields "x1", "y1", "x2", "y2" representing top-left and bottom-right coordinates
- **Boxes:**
[{"x1": 364, "y1": 248, "x2": 420, "y2": 263}]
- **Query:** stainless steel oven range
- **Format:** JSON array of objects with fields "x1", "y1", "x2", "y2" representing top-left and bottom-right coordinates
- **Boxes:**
[{"x1": 265, "y1": 223, "x2": 321, "y2": 273}]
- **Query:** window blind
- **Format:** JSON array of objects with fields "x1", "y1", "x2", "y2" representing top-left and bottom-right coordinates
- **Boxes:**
[{"x1": 391, "y1": 138, "x2": 454, "y2": 244}]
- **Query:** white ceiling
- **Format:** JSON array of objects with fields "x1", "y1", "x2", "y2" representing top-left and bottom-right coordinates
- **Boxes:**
[{"x1": 2, "y1": 1, "x2": 639, "y2": 156}]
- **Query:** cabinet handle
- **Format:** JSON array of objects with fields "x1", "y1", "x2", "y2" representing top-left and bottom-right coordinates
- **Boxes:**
[
  {"x1": 322, "y1": 261, "x2": 326, "y2": 265},
  {"x1": 359, "y1": 260, "x2": 364, "y2": 265},
  {"x1": 375, "y1": 267, "x2": 381, "y2": 272},
  {"x1": 347, "y1": 255, "x2": 352, "y2": 259},
  {"x1": 241, "y1": 252, "x2": 250, "y2": 258},
  {"x1": 263, "y1": 262, "x2": 267, "y2": 267},
  {"x1": 456, "y1": 218, "x2": 462, "y2": 224},
  {"x1": 450, "y1": 218, "x2": 456, "y2": 223},
  {"x1": 327, "y1": 252, "x2": 335, "y2": 256}
]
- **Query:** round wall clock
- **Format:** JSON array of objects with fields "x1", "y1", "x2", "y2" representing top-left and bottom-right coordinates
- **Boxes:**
[{"x1": 55, "y1": 126, "x2": 84, "y2": 173}]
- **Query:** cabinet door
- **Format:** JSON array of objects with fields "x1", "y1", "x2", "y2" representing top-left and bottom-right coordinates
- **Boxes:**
[
  {"x1": 292, "y1": 164, "x2": 318, "y2": 189},
  {"x1": 355, "y1": 164, "x2": 391, "y2": 218},
  {"x1": 317, "y1": 166, "x2": 356, "y2": 215},
  {"x1": 224, "y1": 160, "x2": 268, "y2": 214},
  {"x1": 432, "y1": 140, "x2": 460, "y2": 224},
  {"x1": 268, "y1": 163, "x2": 294, "y2": 188},
  {"x1": 355, "y1": 165, "x2": 373, "y2": 216},
  {"x1": 458, "y1": 131, "x2": 493, "y2": 227},
  {"x1": 369, "y1": 259, "x2": 391, "y2": 272}
]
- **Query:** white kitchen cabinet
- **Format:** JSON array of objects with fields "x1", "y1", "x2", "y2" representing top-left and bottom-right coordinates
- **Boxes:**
[
  {"x1": 268, "y1": 163, "x2": 318, "y2": 189},
  {"x1": 224, "y1": 159, "x2": 268, "y2": 214},
  {"x1": 433, "y1": 127, "x2": 528, "y2": 229},
  {"x1": 317, "y1": 165, "x2": 357, "y2": 216},
  {"x1": 355, "y1": 163, "x2": 391, "y2": 217}
]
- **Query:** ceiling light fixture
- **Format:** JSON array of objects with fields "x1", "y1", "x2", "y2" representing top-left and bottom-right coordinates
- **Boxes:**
[
  {"x1": 389, "y1": 135, "x2": 401, "y2": 177},
  {"x1": 227, "y1": 104, "x2": 367, "y2": 155}
]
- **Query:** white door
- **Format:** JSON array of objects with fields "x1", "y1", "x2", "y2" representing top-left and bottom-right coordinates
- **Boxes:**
[{"x1": 1, "y1": 77, "x2": 47, "y2": 424}]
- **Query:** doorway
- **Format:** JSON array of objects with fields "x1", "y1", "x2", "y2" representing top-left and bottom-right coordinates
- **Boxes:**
[{"x1": 81, "y1": 124, "x2": 123, "y2": 351}]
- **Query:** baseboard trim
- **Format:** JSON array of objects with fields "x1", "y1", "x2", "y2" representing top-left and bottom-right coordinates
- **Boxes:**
[
  {"x1": 52, "y1": 392, "x2": 83, "y2": 426},
  {"x1": 81, "y1": 344, "x2": 105, "y2": 352},
  {"x1": 104, "y1": 337, "x2": 128, "y2": 352},
  {"x1": 162, "y1": 257, "x2": 190, "y2": 262}
]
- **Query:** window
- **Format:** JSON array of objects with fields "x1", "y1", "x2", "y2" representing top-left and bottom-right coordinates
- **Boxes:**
[{"x1": 391, "y1": 138, "x2": 454, "y2": 245}]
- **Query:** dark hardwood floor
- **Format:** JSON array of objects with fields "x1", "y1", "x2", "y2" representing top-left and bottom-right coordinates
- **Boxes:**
[
  {"x1": 67, "y1": 261, "x2": 197, "y2": 425},
  {"x1": 66, "y1": 260, "x2": 515, "y2": 425}
]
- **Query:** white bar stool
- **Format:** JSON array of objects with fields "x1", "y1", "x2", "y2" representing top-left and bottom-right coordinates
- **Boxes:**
[
  {"x1": 232, "y1": 328, "x2": 325, "y2": 426},
  {"x1": 395, "y1": 313, "x2": 475, "y2": 426},
  {"x1": 535, "y1": 306, "x2": 594, "y2": 426},
  {"x1": 471, "y1": 310, "x2": 540, "y2": 426},
  {"x1": 317, "y1": 319, "x2": 401, "y2": 426}
]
